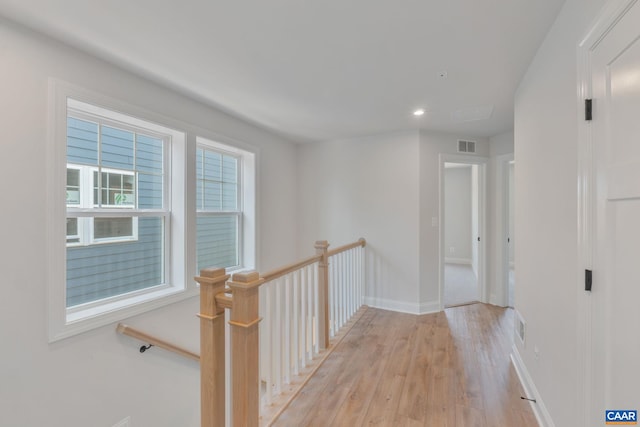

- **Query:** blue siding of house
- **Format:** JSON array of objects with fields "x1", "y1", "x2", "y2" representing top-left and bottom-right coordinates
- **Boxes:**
[
  {"x1": 66, "y1": 218, "x2": 164, "y2": 307},
  {"x1": 197, "y1": 215, "x2": 238, "y2": 272},
  {"x1": 67, "y1": 117, "x2": 98, "y2": 165}
]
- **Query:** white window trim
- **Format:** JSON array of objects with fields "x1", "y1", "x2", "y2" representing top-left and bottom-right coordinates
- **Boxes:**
[{"x1": 47, "y1": 81, "x2": 193, "y2": 342}]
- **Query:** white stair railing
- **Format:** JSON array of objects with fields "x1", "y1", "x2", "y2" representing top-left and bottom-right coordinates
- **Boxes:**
[
  {"x1": 260, "y1": 260, "x2": 320, "y2": 406},
  {"x1": 328, "y1": 240, "x2": 365, "y2": 337},
  {"x1": 258, "y1": 238, "x2": 366, "y2": 425}
]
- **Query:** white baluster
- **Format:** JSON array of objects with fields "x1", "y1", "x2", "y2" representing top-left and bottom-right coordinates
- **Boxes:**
[
  {"x1": 347, "y1": 250, "x2": 353, "y2": 318},
  {"x1": 350, "y1": 249, "x2": 355, "y2": 316},
  {"x1": 293, "y1": 269, "x2": 300, "y2": 376},
  {"x1": 284, "y1": 274, "x2": 292, "y2": 384},
  {"x1": 274, "y1": 278, "x2": 282, "y2": 394},
  {"x1": 340, "y1": 252, "x2": 346, "y2": 329},
  {"x1": 264, "y1": 284, "x2": 273, "y2": 405},
  {"x1": 331, "y1": 258, "x2": 336, "y2": 337},
  {"x1": 313, "y1": 262, "x2": 319, "y2": 355},
  {"x1": 300, "y1": 266, "x2": 308, "y2": 367}
]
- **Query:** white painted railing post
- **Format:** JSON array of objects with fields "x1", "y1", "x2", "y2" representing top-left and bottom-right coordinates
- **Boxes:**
[{"x1": 315, "y1": 240, "x2": 330, "y2": 350}]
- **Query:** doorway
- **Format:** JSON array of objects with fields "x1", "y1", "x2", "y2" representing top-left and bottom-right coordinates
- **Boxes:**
[
  {"x1": 507, "y1": 160, "x2": 515, "y2": 307},
  {"x1": 579, "y1": 0, "x2": 640, "y2": 422},
  {"x1": 440, "y1": 155, "x2": 488, "y2": 309}
]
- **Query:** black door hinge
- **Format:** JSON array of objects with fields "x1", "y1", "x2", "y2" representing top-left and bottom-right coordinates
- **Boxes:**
[
  {"x1": 585, "y1": 99, "x2": 593, "y2": 121},
  {"x1": 585, "y1": 269, "x2": 592, "y2": 291}
]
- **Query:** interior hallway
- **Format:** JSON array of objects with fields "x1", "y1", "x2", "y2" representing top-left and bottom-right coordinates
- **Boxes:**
[{"x1": 273, "y1": 304, "x2": 537, "y2": 426}]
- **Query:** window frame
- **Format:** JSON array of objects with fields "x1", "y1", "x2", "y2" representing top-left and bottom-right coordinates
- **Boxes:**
[{"x1": 48, "y1": 82, "x2": 190, "y2": 342}]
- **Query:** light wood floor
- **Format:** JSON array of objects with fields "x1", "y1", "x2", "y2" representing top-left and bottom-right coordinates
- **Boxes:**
[{"x1": 273, "y1": 303, "x2": 538, "y2": 427}]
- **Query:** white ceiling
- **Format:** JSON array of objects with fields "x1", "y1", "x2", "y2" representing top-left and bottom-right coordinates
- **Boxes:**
[{"x1": 0, "y1": 0, "x2": 565, "y2": 143}]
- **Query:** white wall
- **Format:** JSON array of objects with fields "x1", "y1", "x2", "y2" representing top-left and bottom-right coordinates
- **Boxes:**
[
  {"x1": 444, "y1": 166, "x2": 472, "y2": 263},
  {"x1": 0, "y1": 18, "x2": 299, "y2": 427},
  {"x1": 513, "y1": 0, "x2": 605, "y2": 425},
  {"x1": 296, "y1": 131, "x2": 421, "y2": 312},
  {"x1": 296, "y1": 129, "x2": 493, "y2": 314}
]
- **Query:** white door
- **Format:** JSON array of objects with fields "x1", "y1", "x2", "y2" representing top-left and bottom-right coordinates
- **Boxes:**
[{"x1": 590, "y1": 0, "x2": 640, "y2": 423}]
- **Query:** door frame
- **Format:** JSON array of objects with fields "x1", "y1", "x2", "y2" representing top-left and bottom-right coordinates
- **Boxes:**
[
  {"x1": 439, "y1": 153, "x2": 489, "y2": 310},
  {"x1": 495, "y1": 153, "x2": 514, "y2": 307},
  {"x1": 577, "y1": 0, "x2": 637, "y2": 424}
]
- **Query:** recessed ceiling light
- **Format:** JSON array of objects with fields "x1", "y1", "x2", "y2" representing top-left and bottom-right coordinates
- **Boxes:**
[{"x1": 413, "y1": 109, "x2": 425, "y2": 116}]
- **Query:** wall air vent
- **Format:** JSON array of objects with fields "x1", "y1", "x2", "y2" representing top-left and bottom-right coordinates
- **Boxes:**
[{"x1": 457, "y1": 139, "x2": 476, "y2": 153}]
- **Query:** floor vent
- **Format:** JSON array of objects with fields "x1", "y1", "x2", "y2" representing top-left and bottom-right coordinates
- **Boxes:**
[{"x1": 458, "y1": 139, "x2": 476, "y2": 153}]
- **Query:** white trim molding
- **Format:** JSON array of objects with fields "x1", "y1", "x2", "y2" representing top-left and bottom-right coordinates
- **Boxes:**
[
  {"x1": 511, "y1": 345, "x2": 556, "y2": 427},
  {"x1": 364, "y1": 296, "x2": 440, "y2": 315}
]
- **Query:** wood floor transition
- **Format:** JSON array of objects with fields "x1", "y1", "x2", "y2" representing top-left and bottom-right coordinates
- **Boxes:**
[{"x1": 272, "y1": 303, "x2": 538, "y2": 427}]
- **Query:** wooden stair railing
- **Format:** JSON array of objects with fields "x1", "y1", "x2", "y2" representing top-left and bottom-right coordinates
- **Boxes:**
[
  {"x1": 196, "y1": 238, "x2": 366, "y2": 427},
  {"x1": 116, "y1": 323, "x2": 200, "y2": 362}
]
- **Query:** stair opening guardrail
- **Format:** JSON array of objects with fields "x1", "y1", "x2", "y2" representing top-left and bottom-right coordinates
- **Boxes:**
[{"x1": 195, "y1": 238, "x2": 366, "y2": 427}]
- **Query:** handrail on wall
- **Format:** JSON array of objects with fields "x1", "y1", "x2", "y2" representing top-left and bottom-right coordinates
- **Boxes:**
[{"x1": 116, "y1": 323, "x2": 200, "y2": 362}]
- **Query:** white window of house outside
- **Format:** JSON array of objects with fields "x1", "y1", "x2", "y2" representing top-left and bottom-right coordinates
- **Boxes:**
[{"x1": 48, "y1": 83, "x2": 188, "y2": 342}]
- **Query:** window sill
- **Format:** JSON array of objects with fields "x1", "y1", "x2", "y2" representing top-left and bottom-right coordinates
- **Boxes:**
[{"x1": 49, "y1": 284, "x2": 200, "y2": 342}]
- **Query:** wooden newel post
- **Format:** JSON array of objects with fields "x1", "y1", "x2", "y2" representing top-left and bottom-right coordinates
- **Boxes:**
[
  {"x1": 228, "y1": 271, "x2": 264, "y2": 427},
  {"x1": 195, "y1": 268, "x2": 230, "y2": 427},
  {"x1": 315, "y1": 240, "x2": 330, "y2": 350}
]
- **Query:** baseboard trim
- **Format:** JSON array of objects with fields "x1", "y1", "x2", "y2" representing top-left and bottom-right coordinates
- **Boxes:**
[
  {"x1": 364, "y1": 297, "x2": 440, "y2": 315},
  {"x1": 444, "y1": 257, "x2": 472, "y2": 265},
  {"x1": 418, "y1": 301, "x2": 440, "y2": 314},
  {"x1": 511, "y1": 345, "x2": 555, "y2": 427}
]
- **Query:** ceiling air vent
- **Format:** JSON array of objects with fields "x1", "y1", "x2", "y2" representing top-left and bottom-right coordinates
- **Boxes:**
[{"x1": 457, "y1": 139, "x2": 476, "y2": 153}]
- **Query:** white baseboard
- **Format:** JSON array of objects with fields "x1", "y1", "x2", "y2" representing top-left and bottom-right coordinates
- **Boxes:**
[
  {"x1": 511, "y1": 345, "x2": 555, "y2": 427},
  {"x1": 364, "y1": 296, "x2": 440, "y2": 315},
  {"x1": 489, "y1": 293, "x2": 501, "y2": 306},
  {"x1": 444, "y1": 257, "x2": 472, "y2": 265}
]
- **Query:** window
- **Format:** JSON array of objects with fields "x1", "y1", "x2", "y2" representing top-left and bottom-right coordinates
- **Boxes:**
[
  {"x1": 66, "y1": 165, "x2": 138, "y2": 245},
  {"x1": 196, "y1": 145, "x2": 241, "y2": 271},
  {"x1": 48, "y1": 83, "x2": 254, "y2": 342},
  {"x1": 195, "y1": 137, "x2": 256, "y2": 275},
  {"x1": 65, "y1": 108, "x2": 168, "y2": 308}
]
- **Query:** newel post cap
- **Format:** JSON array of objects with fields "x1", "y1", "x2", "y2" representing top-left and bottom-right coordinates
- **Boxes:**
[
  {"x1": 194, "y1": 267, "x2": 229, "y2": 286},
  {"x1": 227, "y1": 270, "x2": 264, "y2": 290}
]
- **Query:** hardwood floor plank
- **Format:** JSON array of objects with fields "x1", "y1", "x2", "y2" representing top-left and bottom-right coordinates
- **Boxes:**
[{"x1": 272, "y1": 304, "x2": 539, "y2": 427}]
